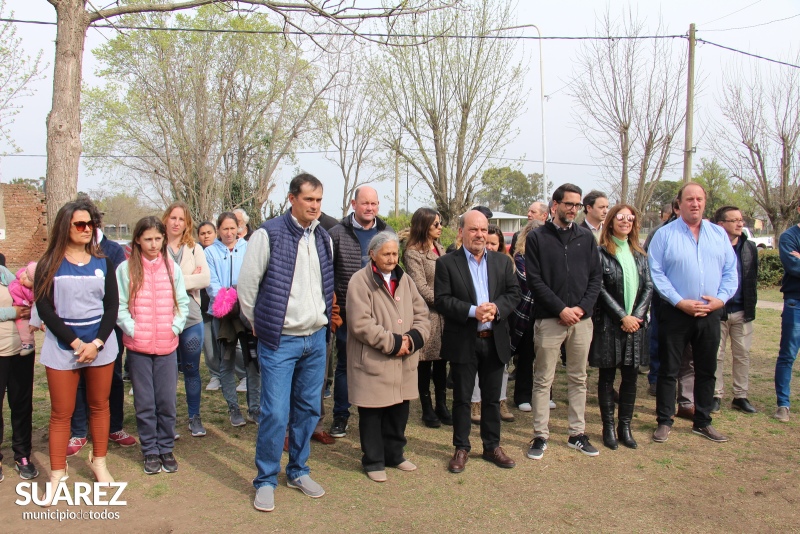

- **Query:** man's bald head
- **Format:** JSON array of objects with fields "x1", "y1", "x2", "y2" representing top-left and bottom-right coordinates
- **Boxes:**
[
  {"x1": 351, "y1": 186, "x2": 380, "y2": 228},
  {"x1": 459, "y1": 210, "x2": 489, "y2": 257}
]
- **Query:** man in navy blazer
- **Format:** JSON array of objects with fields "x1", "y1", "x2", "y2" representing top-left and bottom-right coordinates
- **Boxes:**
[{"x1": 434, "y1": 210, "x2": 520, "y2": 473}]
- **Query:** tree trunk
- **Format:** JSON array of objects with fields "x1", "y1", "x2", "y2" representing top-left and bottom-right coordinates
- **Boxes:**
[{"x1": 45, "y1": 1, "x2": 89, "y2": 226}]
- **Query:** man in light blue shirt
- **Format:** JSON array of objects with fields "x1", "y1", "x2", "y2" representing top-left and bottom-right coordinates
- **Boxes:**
[{"x1": 648, "y1": 183, "x2": 738, "y2": 444}]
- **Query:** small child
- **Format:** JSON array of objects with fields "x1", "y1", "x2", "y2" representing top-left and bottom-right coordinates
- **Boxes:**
[{"x1": 9, "y1": 262, "x2": 36, "y2": 355}]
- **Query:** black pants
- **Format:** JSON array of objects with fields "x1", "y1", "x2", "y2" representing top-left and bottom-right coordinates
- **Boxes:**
[
  {"x1": 598, "y1": 366, "x2": 638, "y2": 396},
  {"x1": 513, "y1": 323, "x2": 535, "y2": 406},
  {"x1": 358, "y1": 401, "x2": 410, "y2": 472},
  {"x1": 656, "y1": 304, "x2": 722, "y2": 427},
  {"x1": 0, "y1": 352, "x2": 35, "y2": 462},
  {"x1": 451, "y1": 337, "x2": 504, "y2": 452},
  {"x1": 418, "y1": 359, "x2": 447, "y2": 393}
]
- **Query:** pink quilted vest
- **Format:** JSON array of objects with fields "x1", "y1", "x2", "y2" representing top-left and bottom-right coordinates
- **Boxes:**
[{"x1": 122, "y1": 255, "x2": 179, "y2": 356}]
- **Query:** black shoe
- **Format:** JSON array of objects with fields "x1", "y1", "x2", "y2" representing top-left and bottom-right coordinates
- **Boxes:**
[
  {"x1": 143, "y1": 454, "x2": 162, "y2": 475},
  {"x1": 617, "y1": 423, "x2": 638, "y2": 449},
  {"x1": 330, "y1": 417, "x2": 348, "y2": 438},
  {"x1": 732, "y1": 398, "x2": 757, "y2": 413},
  {"x1": 15, "y1": 457, "x2": 39, "y2": 480},
  {"x1": 567, "y1": 434, "x2": 600, "y2": 456},
  {"x1": 159, "y1": 452, "x2": 178, "y2": 473},
  {"x1": 420, "y1": 393, "x2": 441, "y2": 428},
  {"x1": 711, "y1": 397, "x2": 722, "y2": 413},
  {"x1": 602, "y1": 424, "x2": 618, "y2": 450},
  {"x1": 434, "y1": 394, "x2": 453, "y2": 426}
]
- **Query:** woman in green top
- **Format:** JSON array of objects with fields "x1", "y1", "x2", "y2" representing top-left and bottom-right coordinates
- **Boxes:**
[{"x1": 590, "y1": 204, "x2": 653, "y2": 450}]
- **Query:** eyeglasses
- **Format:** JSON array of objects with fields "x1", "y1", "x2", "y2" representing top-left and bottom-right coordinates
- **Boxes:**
[
  {"x1": 559, "y1": 201, "x2": 583, "y2": 211},
  {"x1": 615, "y1": 214, "x2": 636, "y2": 222},
  {"x1": 722, "y1": 219, "x2": 744, "y2": 224},
  {"x1": 72, "y1": 220, "x2": 95, "y2": 232},
  {"x1": 432, "y1": 221, "x2": 442, "y2": 228}
]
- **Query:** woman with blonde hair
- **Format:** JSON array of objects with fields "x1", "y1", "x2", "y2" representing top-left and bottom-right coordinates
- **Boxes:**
[
  {"x1": 590, "y1": 204, "x2": 653, "y2": 450},
  {"x1": 162, "y1": 202, "x2": 210, "y2": 437}
]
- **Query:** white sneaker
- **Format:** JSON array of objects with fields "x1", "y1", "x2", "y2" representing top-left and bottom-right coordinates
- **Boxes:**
[
  {"x1": 517, "y1": 402, "x2": 532, "y2": 412},
  {"x1": 236, "y1": 378, "x2": 247, "y2": 393},
  {"x1": 129, "y1": 387, "x2": 134, "y2": 396},
  {"x1": 549, "y1": 400, "x2": 557, "y2": 410},
  {"x1": 206, "y1": 377, "x2": 221, "y2": 391}
]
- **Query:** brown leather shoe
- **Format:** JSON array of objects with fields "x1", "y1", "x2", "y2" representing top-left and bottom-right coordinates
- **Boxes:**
[
  {"x1": 311, "y1": 431, "x2": 335, "y2": 445},
  {"x1": 481, "y1": 446, "x2": 516, "y2": 469},
  {"x1": 652, "y1": 424, "x2": 671, "y2": 443},
  {"x1": 675, "y1": 404, "x2": 695, "y2": 420},
  {"x1": 692, "y1": 425, "x2": 728, "y2": 443},
  {"x1": 448, "y1": 449, "x2": 469, "y2": 473}
]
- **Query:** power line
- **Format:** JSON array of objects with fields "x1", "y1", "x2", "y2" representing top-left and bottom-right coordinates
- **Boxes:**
[
  {"x1": 700, "y1": 12, "x2": 800, "y2": 32},
  {"x1": 701, "y1": 0, "x2": 762, "y2": 26},
  {"x1": 697, "y1": 38, "x2": 800, "y2": 69}
]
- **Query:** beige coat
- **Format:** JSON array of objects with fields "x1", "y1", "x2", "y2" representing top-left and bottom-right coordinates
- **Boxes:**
[
  {"x1": 346, "y1": 263, "x2": 430, "y2": 408},
  {"x1": 176, "y1": 243, "x2": 210, "y2": 307},
  {"x1": 402, "y1": 243, "x2": 444, "y2": 361}
]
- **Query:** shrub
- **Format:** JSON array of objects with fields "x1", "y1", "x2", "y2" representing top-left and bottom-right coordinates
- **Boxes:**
[{"x1": 759, "y1": 249, "x2": 783, "y2": 288}]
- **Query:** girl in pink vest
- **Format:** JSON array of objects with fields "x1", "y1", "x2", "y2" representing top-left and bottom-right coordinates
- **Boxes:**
[{"x1": 117, "y1": 217, "x2": 189, "y2": 475}]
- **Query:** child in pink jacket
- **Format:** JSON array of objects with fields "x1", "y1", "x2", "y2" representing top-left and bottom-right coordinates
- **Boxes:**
[{"x1": 9, "y1": 262, "x2": 36, "y2": 355}]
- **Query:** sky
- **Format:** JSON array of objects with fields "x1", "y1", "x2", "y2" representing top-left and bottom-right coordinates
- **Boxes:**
[{"x1": 2, "y1": 0, "x2": 798, "y2": 218}]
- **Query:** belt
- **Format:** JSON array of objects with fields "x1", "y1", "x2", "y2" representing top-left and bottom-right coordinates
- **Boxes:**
[{"x1": 477, "y1": 330, "x2": 494, "y2": 338}]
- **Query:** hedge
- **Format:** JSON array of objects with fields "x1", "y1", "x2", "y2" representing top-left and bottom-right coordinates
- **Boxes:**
[{"x1": 759, "y1": 249, "x2": 783, "y2": 288}]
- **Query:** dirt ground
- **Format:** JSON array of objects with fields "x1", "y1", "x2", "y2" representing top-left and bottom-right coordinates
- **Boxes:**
[{"x1": 2, "y1": 306, "x2": 799, "y2": 533}]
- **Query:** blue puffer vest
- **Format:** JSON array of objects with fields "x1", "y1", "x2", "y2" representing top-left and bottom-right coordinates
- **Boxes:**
[{"x1": 253, "y1": 210, "x2": 334, "y2": 349}]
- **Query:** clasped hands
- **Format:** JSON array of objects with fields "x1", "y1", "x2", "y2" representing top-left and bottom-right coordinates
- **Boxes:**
[
  {"x1": 71, "y1": 338, "x2": 100, "y2": 364},
  {"x1": 676, "y1": 295, "x2": 724, "y2": 317},
  {"x1": 476, "y1": 302, "x2": 497, "y2": 324},
  {"x1": 396, "y1": 334, "x2": 413, "y2": 357},
  {"x1": 558, "y1": 306, "x2": 584, "y2": 326}
]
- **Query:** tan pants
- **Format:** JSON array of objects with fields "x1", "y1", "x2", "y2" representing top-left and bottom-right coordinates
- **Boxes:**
[
  {"x1": 532, "y1": 318, "x2": 592, "y2": 439},
  {"x1": 714, "y1": 310, "x2": 753, "y2": 399}
]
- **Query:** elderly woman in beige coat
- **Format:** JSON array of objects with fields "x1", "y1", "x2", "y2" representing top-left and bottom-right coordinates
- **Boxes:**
[{"x1": 347, "y1": 231, "x2": 430, "y2": 483}]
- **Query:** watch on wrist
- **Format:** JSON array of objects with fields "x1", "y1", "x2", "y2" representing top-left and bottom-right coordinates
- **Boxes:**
[{"x1": 93, "y1": 340, "x2": 105, "y2": 352}]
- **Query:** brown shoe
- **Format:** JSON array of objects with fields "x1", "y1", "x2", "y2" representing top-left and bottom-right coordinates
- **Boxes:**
[
  {"x1": 692, "y1": 425, "x2": 728, "y2": 443},
  {"x1": 652, "y1": 424, "x2": 671, "y2": 443},
  {"x1": 448, "y1": 449, "x2": 469, "y2": 473},
  {"x1": 675, "y1": 404, "x2": 695, "y2": 420},
  {"x1": 499, "y1": 400, "x2": 514, "y2": 422},
  {"x1": 311, "y1": 431, "x2": 335, "y2": 445},
  {"x1": 481, "y1": 446, "x2": 516, "y2": 469},
  {"x1": 470, "y1": 402, "x2": 481, "y2": 424}
]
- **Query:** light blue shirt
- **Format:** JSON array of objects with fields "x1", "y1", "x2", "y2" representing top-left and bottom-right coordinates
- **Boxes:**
[
  {"x1": 648, "y1": 217, "x2": 738, "y2": 307},
  {"x1": 465, "y1": 249, "x2": 492, "y2": 331}
]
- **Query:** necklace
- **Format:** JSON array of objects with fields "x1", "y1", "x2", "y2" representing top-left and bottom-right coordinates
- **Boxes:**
[{"x1": 65, "y1": 251, "x2": 90, "y2": 267}]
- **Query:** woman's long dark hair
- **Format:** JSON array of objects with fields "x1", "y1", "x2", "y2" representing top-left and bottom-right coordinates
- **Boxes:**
[
  {"x1": 35, "y1": 199, "x2": 104, "y2": 302},
  {"x1": 406, "y1": 207, "x2": 440, "y2": 252},
  {"x1": 128, "y1": 216, "x2": 179, "y2": 315}
]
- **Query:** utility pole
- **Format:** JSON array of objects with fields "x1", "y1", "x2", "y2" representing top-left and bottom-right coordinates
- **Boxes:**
[
  {"x1": 682, "y1": 23, "x2": 696, "y2": 183},
  {"x1": 394, "y1": 149, "x2": 400, "y2": 217}
]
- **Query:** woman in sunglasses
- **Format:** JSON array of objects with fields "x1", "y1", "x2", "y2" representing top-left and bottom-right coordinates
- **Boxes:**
[
  {"x1": 34, "y1": 199, "x2": 120, "y2": 504},
  {"x1": 402, "y1": 207, "x2": 451, "y2": 428},
  {"x1": 589, "y1": 204, "x2": 653, "y2": 450}
]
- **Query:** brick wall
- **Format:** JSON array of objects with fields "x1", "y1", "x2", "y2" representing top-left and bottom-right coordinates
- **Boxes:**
[{"x1": 0, "y1": 184, "x2": 48, "y2": 272}]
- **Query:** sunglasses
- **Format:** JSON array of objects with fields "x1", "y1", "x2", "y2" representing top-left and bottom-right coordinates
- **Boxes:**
[
  {"x1": 615, "y1": 214, "x2": 636, "y2": 222},
  {"x1": 72, "y1": 220, "x2": 96, "y2": 232},
  {"x1": 432, "y1": 221, "x2": 442, "y2": 228}
]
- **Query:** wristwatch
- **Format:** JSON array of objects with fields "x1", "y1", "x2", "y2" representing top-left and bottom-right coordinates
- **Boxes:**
[{"x1": 92, "y1": 340, "x2": 105, "y2": 352}]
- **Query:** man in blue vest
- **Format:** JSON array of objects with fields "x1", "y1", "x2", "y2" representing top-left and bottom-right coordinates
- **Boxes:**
[{"x1": 238, "y1": 173, "x2": 334, "y2": 513}]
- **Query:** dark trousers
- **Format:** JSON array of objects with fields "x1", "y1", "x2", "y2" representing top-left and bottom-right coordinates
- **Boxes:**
[
  {"x1": 72, "y1": 327, "x2": 124, "y2": 437},
  {"x1": 656, "y1": 304, "x2": 721, "y2": 427},
  {"x1": 647, "y1": 296, "x2": 661, "y2": 385},
  {"x1": 513, "y1": 323, "x2": 535, "y2": 406},
  {"x1": 128, "y1": 350, "x2": 178, "y2": 456},
  {"x1": 418, "y1": 359, "x2": 447, "y2": 393},
  {"x1": 333, "y1": 333, "x2": 351, "y2": 420},
  {"x1": 358, "y1": 401, "x2": 410, "y2": 472},
  {"x1": 0, "y1": 352, "x2": 35, "y2": 462},
  {"x1": 451, "y1": 337, "x2": 504, "y2": 452}
]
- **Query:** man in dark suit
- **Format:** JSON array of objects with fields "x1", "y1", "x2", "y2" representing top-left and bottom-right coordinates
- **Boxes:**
[{"x1": 434, "y1": 210, "x2": 521, "y2": 473}]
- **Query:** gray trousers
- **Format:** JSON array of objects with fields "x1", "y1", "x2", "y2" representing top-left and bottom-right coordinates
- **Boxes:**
[
  {"x1": 128, "y1": 349, "x2": 178, "y2": 456},
  {"x1": 205, "y1": 318, "x2": 246, "y2": 381}
]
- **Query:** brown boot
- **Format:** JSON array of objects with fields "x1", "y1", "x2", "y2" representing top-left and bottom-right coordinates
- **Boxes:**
[
  {"x1": 499, "y1": 399, "x2": 515, "y2": 422},
  {"x1": 470, "y1": 402, "x2": 481, "y2": 424}
]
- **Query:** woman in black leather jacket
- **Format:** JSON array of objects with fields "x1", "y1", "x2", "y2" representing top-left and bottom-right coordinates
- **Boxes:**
[{"x1": 589, "y1": 204, "x2": 653, "y2": 450}]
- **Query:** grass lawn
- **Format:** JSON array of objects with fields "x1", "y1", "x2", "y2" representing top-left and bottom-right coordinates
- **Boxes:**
[{"x1": 2, "y1": 310, "x2": 799, "y2": 533}]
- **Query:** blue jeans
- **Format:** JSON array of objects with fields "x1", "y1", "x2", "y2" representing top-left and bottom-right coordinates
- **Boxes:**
[
  {"x1": 775, "y1": 299, "x2": 800, "y2": 407},
  {"x1": 332, "y1": 330, "x2": 351, "y2": 420},
  {"x1": 253, "y1": 328, "x2": 326, "y2": 490},
  {"x1": 178, "y1": 322, "x2": 203, "y2": 417}
]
